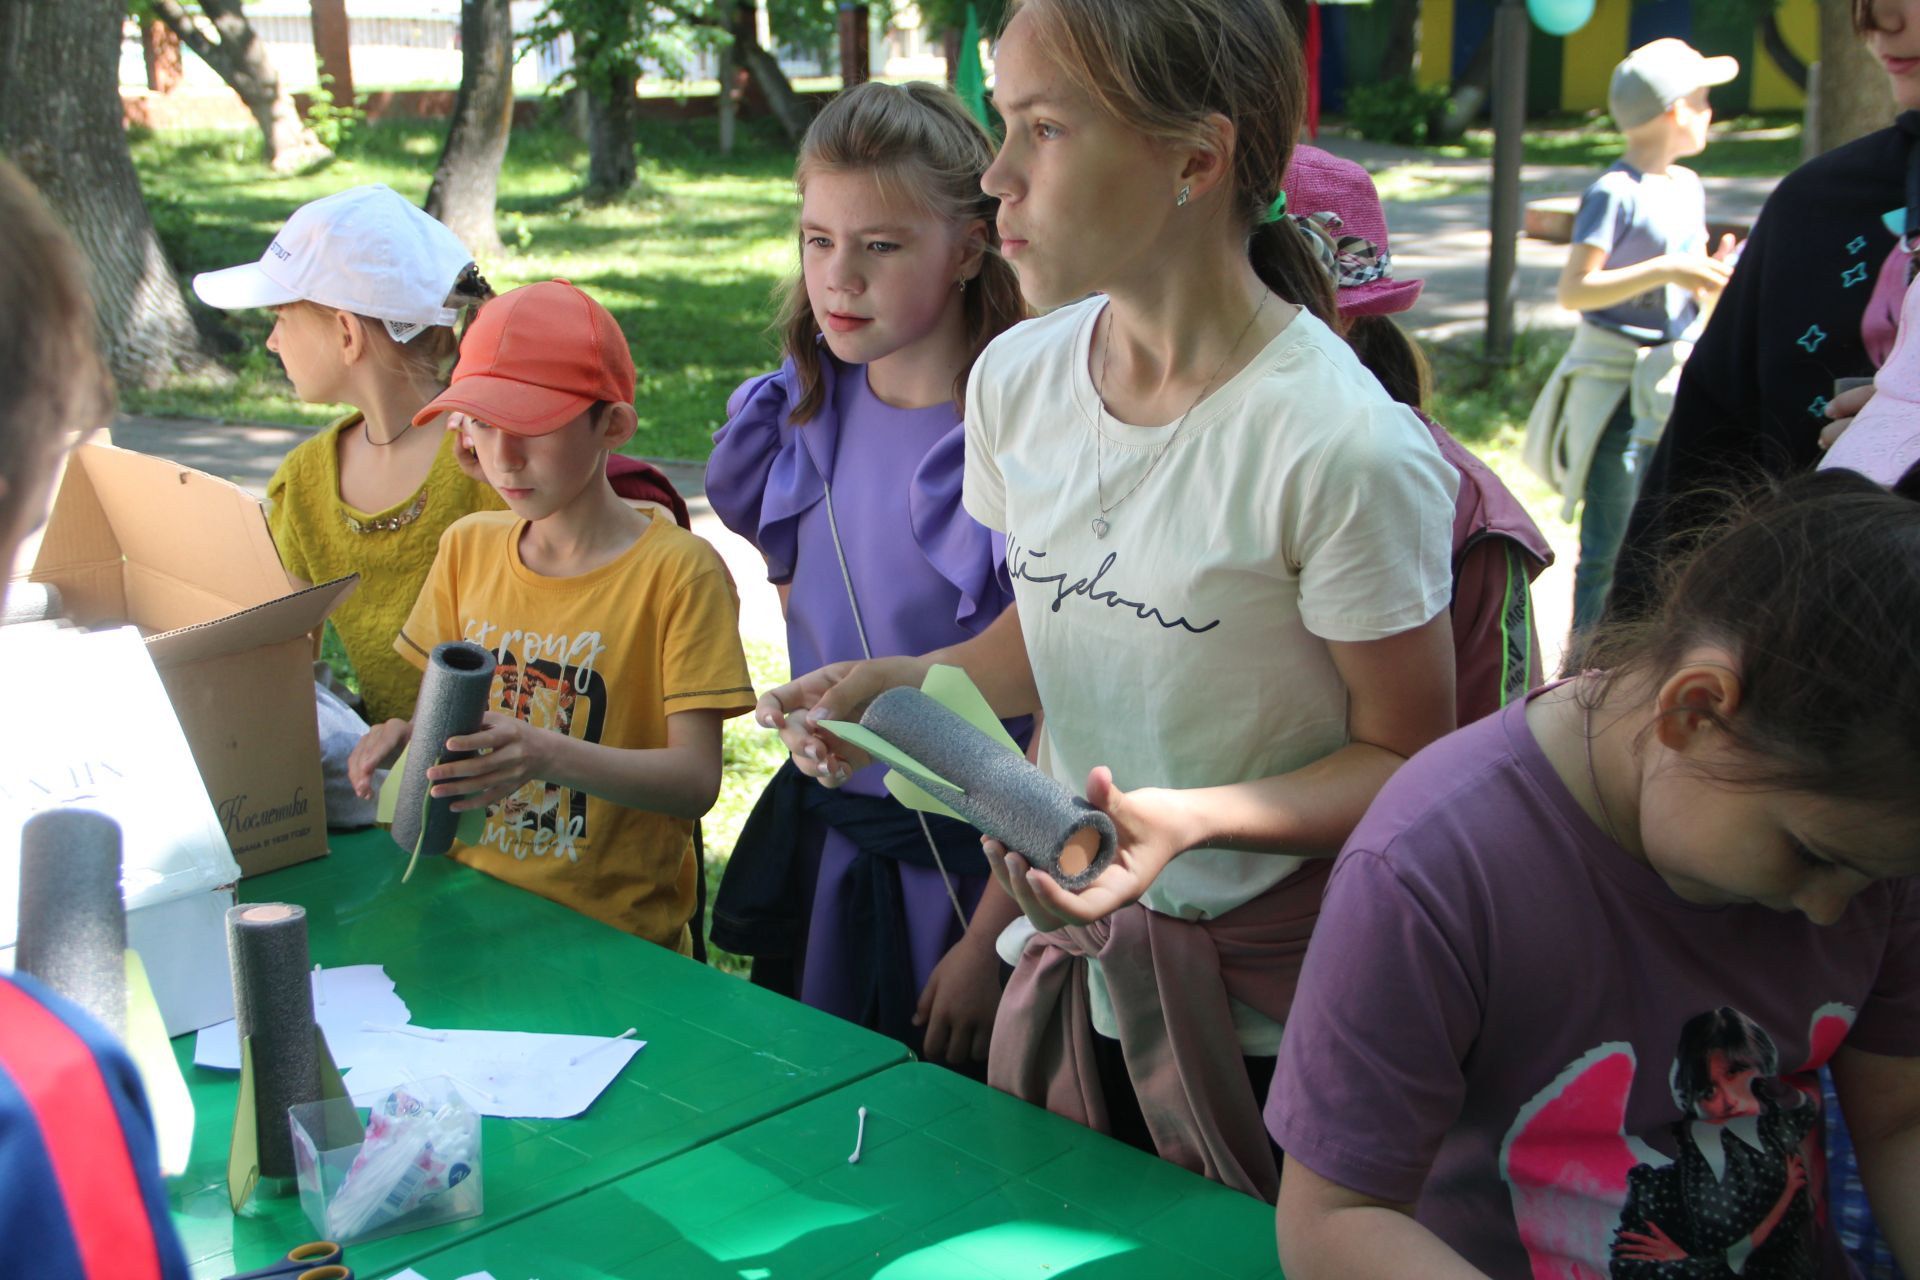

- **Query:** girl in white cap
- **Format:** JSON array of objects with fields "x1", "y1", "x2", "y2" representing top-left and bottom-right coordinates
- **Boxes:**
[{"x1": 193, "y1": 184, "x2": 500, "y2": 728}]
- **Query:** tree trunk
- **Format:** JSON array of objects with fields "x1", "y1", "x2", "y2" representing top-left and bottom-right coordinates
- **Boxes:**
[
  {"x1": 1378, "y1": 0, "x2": 1419, "y2": 84},
  {"x1": 308, "y1": 0, "x2": 354, "y2": 105},
  {"x1": 0, "y1": 0, "x2": 209, "y2": 386},
  {"x1": 716, "y1": 37, "x2": 740, "y2": 156},
  {"x1": 1813, "y1": 0, "x2": 1894, "y2": 154},
  {"x1": 425, "y1": 0, "x2": 513, "y2": 258},
  {"x1": 143, "y1": 18, "x2": 184, "y2": 93},
  {"x1": 1759, "y1": 9, "x2": 1808, "y2": 92},
  {"x1": 1432, "y1": 26, "x2": 1496, "y2": 142},
  {"x1": 148, "y1": 0, "x2": 332, "y2": 170},
  {"x1": 739, "y1": 36, "x2": 809, "y2": 141},
  {"x1": 578, "y1": 44, "x2": 638, "y2": 193},
  {"x1": 838, "y1": 4, "x2": 870, "y2": 88}
]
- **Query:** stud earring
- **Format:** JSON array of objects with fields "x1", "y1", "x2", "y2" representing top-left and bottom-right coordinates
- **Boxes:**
[{"x1": 1176, "y1": 185, "x2": 1191, "y2": 207}]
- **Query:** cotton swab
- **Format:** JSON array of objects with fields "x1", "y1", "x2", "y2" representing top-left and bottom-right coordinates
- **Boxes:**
[
  {"x1": 447, "y1": 1073, "x2": 498, "y2": 1105},
  {"x1": 569, "y1": 1026, "x2": 637, "y2": 1067},
  {"x1": 847, "y1": 1106, "x2": 868, "y2": 1164},
  {"x1": 362, "y1": 1021, "x2": 447, "y2": 1042}
]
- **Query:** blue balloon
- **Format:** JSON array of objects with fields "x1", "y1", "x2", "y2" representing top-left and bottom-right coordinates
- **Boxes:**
[{"x1": 1527, "y1": 0, "x2": 1595, "y2": 37}]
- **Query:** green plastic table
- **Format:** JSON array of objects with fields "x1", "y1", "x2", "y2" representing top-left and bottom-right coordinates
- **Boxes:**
[
  {"x1": 404, "y1": 1063, "x2": 1286, "y2": 1280},
  {"x1": 166, "y1": 828, "x2": 908, "y2": 1279}
]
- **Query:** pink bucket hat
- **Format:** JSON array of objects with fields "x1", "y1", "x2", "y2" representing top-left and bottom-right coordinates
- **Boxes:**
[
  {"x1": 1280, "y1": 145, "x2": 1424, "y2": 319},
  {"x1": 1821, "y1": 269, "x2": 1920, "y2": 487}
]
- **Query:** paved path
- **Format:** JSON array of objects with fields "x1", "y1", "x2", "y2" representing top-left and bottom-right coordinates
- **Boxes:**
[{"x1": 109, "y1": 132, "x2": 1782, "y2": 689}]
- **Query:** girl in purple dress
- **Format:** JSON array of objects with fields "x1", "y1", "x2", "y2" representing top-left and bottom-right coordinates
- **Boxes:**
[{"x1": 705, "y1": 82, "x2": 1027, "y2": 1068}]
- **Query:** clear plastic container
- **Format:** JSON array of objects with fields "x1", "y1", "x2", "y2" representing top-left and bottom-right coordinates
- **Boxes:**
[{"x1": 288, "y1": 1077, "x2": 482, "y2": 1242}]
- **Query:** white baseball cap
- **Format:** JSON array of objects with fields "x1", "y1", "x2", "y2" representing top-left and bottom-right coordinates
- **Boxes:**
[
  {"x1": 1609, "y1": 39, "x2": 1739, "y2": 130},
  {"x1": 192, "y1": 184, "x2": 474, "y2": 343}
]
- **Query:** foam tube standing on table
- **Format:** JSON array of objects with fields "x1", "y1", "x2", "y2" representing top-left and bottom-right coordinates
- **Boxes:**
[
  {"x1": 859, "y1": 687, "x2": 1118, "y2": 890},
  {"x1": 15, "y1": 808, "x2": 127, "y2": 1037},
  {"x1": 390, "y1": 640, "x2": 496, "y2": 858},
  {"x1": 227, "y1": 902, "x2": 324, "y2": 1179},
  {"x1": 0, "y1": 581, "x2": 62, "y2": 627}
]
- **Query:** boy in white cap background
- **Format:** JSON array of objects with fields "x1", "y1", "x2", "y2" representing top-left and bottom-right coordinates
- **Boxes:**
[{"x1": 1524, "y1": 38, "x2": 1741, "y2": 640}]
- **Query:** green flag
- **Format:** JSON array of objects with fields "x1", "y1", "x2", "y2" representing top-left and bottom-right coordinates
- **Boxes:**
[{"x1": 956, "y1": 4, "x2": 989, "y2": 129}]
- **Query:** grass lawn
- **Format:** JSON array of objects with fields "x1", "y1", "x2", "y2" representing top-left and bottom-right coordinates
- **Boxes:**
[{"x1": 130, "y1": 114, "x2": 803, "y2": 460}]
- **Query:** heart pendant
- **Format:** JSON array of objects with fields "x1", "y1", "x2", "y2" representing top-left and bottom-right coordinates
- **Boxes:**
[{"x1": 1091, "y1": 516, "x2": 1110, "y2": 539}]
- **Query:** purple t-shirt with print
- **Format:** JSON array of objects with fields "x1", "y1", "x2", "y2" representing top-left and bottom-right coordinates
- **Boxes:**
[{"x1": 1266, "y1": 694, "x2": 1920, "y2": 1278}]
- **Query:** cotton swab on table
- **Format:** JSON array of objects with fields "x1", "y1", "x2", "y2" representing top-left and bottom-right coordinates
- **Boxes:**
[
  {"x1": 362, "y1": 1021, "x2": 447, "y2": 1041},
  {"x1": 848, "y1": 1106, "x2": 868, "y2": 1164},
  {"x1": 569, "y1": 1026, "x2": 637, "y2": 1067}
]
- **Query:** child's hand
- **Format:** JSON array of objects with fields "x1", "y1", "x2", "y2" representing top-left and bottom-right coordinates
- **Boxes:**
[
  {"x1": 428, "y1": 712, "x2": 550, "y2": 812},
  {"x1": 445, "y1": 411, "x2": 488, "y2": 485},
  {"x1": 913, "y1": 933, "x2": 1002, "y2": 1064},
  {"x1": 1711, "y1": 231, "x2": 1740, "y2": 263},
  {"x1": 983, "y1": 767, "x2": 1199, "y2": 929},
  {"x1": 1664, "y1": 252, "x2": 1732, "y2": 299},
  {"x1": 757, "y1": 655, "x2": 929, "y2": 787},
  {"x1": 349, "y1": 718, "x2": 412, "y2": 800},
  {"x1": 1820, "y1": 382, "x2": 1877, "y2": 450}
]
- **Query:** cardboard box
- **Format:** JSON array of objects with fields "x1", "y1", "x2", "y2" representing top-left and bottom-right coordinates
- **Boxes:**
[
  {"x1": 17, "y1": 444, "x2": 356, "y2": 876},
  {"x1": 0, "y1": 625, "x2": 240, "y2": 1035}
]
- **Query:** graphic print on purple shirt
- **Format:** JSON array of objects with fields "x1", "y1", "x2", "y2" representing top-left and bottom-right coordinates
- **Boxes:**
[{"x1": 1502, "y1": 1002, "x2": 1852, "y2": 1278}]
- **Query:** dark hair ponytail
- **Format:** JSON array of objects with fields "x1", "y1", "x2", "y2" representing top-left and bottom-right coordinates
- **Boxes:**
[
  {"x1": 1344, "y1": 313, "x2": 1431, "y2": 409},
  {"x1": 1250, "y1": 217, "x2": 1339, "y2": 330}
]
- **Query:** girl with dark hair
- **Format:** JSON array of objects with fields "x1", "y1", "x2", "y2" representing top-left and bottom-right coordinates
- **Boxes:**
[
  {"x1": 1271, "y1": 471, "x2": 1920, "y2": 1277},
  {"x1": 705, "y1": 81, "x2": 1028, "y2": 1067},
  {"x1": 757, "y1": 0, "x2": 1459, "y2": 1200}
]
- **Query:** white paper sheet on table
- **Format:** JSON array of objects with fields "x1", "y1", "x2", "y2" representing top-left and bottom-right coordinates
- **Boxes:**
[
  {"x1": 193, "y1": 964, "x2": 411, "y2": 1070},
  {"x1": 342, "y1": 1027, "x2": 645, "y2": 1119}
]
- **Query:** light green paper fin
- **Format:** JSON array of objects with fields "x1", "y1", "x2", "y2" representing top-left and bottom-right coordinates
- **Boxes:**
[
  {"x1": 124, "y1": 950, "x2": 193, "y2": 1175},
  {"x1": 882, "y1": 770, "x2": 966, "y2": 823},
  {"x1": 920, "y1": 664, "x2": 1021, "y2": 754},
  {"x1": 228, "y1": 1036, "x2": 258, "y2": 1211},
  {"x1": 376, "y1": 743, "x2": 408, "y2": 824},
  {"x1": 816, "y1": 719, "x2": 966, "y2": 799}
]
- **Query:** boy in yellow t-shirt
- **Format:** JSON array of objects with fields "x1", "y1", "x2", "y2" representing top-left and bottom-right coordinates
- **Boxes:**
[{"x1": 347, "y1": 280, "x2": 755, "y2": 951}]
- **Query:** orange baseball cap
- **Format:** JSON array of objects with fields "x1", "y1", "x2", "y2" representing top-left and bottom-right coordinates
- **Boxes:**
[{"x1": 414, "y1": 279, "x2": 635, "y2": 435}]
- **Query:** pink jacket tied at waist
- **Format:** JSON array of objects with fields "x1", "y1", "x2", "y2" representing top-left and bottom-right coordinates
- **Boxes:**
[{"x1": 987, "y1": 859, "x2": 1332, "y2": 1202}]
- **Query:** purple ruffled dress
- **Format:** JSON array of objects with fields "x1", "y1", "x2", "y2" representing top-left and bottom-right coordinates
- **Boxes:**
[{"x1": 707, "y1": 353, "x2": 1015, "y2": 1032}]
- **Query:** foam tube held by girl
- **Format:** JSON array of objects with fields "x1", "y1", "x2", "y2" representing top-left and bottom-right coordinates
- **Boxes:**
[{"x1": 859, "y1": 687, "x2": 1116, "y2": 890}]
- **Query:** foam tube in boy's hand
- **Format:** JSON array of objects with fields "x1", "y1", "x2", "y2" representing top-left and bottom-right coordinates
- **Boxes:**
[
  {"x1": 858, "y1": 687, "x2": 1117, "y2": 890},
  {"x1": 15, "y1": 808, "x2": 127, "y2": 1038},
  {"x1": 391, "y1": 640, "x2": 497, "y2": 859},
  {"x1": 227, "y1": 903, "x2": 327, "y2": 1180}
]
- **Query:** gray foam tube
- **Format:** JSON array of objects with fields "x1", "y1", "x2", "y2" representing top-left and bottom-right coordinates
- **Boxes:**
[
  {"x1": 227, "y1": 903, "x2": 322, "y2": 1179},
  {"x1": 859, "y1": 687, "x2": 1118, "y2": 891},
  {"x1": 391, "y1": 640, "x2": 497, "y2": 858},
  {"x1": 1, "y1": 582, "x2": 62, "y2": 627},
  {"x1": 15, "y1": 809, "x2": 127, "y2": 1038}
]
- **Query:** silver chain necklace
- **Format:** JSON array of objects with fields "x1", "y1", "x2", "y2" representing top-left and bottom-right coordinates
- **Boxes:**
[{"x1": 1090, "y1": 290, "x2": 1270, "y2": 539}]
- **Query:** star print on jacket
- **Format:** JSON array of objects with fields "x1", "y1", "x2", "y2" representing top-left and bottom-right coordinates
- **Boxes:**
[
  {"x1": 1796, "y1": 325, "x2": 1827, "y2": 353},
  {"x1": 1848, "y1": 235, "x2": 1869, "y2": 255},
  {"x1": 1843, "y1": 263, "x2": 1871, "y2": 288}
]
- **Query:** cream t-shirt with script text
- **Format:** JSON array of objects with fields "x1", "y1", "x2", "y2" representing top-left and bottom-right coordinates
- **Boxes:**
[{"x1": 964, "y1": 297, "x2": 1457, "y2": 1052}]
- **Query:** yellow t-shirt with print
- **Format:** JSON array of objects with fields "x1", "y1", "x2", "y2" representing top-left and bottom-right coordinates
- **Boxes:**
[
  {"x1": 266, "y1": 412, "x2": 507, "y2": 725},
  {"x1": 395, "y1": 510, "x2": 754, "y2": 948}
]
